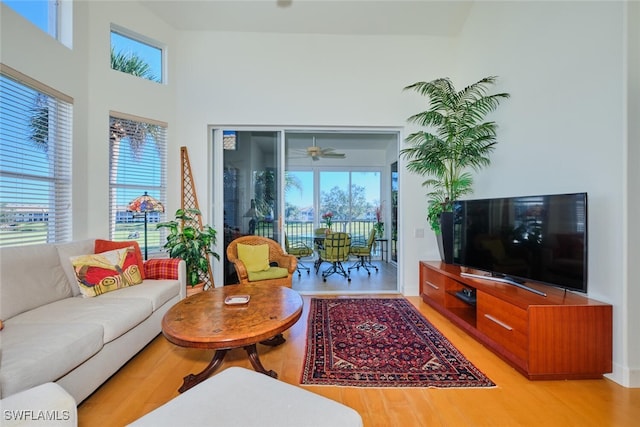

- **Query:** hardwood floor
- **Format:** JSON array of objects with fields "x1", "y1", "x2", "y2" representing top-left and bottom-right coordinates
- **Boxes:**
[
  {"x1": 77, "y1": 292, "x2": 640, "y2": 426},
  {"x1": 292, "y1": 256, "x2": 398, "y2": 293}
]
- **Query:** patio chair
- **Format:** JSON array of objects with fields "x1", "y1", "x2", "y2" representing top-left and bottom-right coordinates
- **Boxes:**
[
  {"x1": 313, "y1": 227, "x2": 330, "y2": 273},
  {"x1": 285, "y1": 233, "x2": 313, "y2": 276},
  {"x1": 348, "y1": 228, "x2": 379, "y2": 275},
  {"x1": 318, "y1": 232, "x2": 351, "y2": 282}
]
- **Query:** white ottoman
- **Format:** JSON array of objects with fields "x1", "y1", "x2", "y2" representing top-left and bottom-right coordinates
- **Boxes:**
[
  {"x1": 0, "y1": 382, "x2": 77, "y2": 427},
  {"x1": 129, "y1": 367, "x2": 363, "y2": 427}
]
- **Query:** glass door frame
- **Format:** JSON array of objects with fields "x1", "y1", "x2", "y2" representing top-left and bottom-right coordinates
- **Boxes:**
[
  {"x1": 210, "y1": 125, "x2": 401, "y2": 291},
  {"x1": 210, "y1": 127, "x2": 285, "y2": 286}
]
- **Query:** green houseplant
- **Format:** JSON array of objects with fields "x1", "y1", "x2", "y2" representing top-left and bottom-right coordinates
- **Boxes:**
[
  {"x1": 400, "y1": 76, "x2": 509, "y2": 260},
  {"x1": 156, "y1": 208, "x2": 220, "y2": 288}
]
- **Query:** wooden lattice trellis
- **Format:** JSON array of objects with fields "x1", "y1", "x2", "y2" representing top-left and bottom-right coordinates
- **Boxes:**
[{"x1": 181, "y1": 146, "x2": 215, "y2": 290}]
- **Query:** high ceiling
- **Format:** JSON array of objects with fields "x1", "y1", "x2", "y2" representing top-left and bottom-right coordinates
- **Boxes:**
[{"x1": 139, "y1": 0, "x2": 474, "y2": 37}]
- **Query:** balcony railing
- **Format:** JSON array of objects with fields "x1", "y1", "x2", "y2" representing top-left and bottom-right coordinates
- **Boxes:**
[{"x1": 255, "y1": 220, "x2": 377, "y2": 248}]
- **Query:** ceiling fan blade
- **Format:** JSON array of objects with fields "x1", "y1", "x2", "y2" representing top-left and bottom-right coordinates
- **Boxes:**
[{"x1": 321, "y1": 152, "x2": 346, "y2": 158}]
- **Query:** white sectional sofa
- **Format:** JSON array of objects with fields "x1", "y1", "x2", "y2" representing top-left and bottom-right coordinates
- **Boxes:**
[{"x1": 0, "y1": 239, "x2": 186, "y2": 404}]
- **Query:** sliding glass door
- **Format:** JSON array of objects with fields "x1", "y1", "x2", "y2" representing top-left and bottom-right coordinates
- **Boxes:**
[
  {"x1": 212, "y1": 127, "x2": 399, "y2": 289},
  {"x1": 218, "y1": 130, "x2": 282, "y2": 285}
]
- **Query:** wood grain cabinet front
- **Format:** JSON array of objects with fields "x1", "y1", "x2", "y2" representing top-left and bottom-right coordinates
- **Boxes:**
[
  {"x1": 418, "y1": 261, "x2": 612, "y2": 380},
  {"x1": 420, "y1": 262, "x2": 445, "y2": 305},
  {"x1": 476, "y1": 291, "x2": 528, "y2": 370}
]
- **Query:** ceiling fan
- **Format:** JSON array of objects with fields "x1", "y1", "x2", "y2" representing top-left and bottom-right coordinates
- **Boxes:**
[{"x1": 300, "y1": 137, "x2": 346, "y2": 161}]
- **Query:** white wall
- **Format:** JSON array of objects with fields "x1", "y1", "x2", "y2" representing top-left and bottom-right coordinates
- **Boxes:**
[
  {"x1": 626, "y1": 0, "x2": 640, "y2": 387},
  {"x1": 455, "y1": 0, "x2": 630, "y2": 386},
  {"x1": 84, "y1": 1, "x2": 177, "y2": 237},
  {"x1": 173, "y1": 31, "x2": 456, "y2": 292}
]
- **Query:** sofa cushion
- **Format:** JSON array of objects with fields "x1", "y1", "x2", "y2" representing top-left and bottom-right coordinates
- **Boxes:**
[
  {"x1": 237, "y1": 243, "x2": 270, "y2": 272},
  {"x1": 0, "y1": 244, "x2": 72, "y2": 320},
  {"x1": 71, "y1": 247, "x2": 143, "y2": 297},
  {"x1": 0, "y1": 322, "x2": 103, "y2": 399},
  {"x1": 9, "y1": 296, "x2": 153, "y2": 344},
  {"x1": 95, "y1": 239, "x2": 146, "y2": 280},
  {"x1": 56, "y1": 239, "x2": 96, "y2": 297},
  {"x1": 99, "y1": 279, "x2": 181, "y2": 311}
]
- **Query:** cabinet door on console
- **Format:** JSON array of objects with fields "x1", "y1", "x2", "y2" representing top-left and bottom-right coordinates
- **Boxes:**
[
  {"x1": 477, "y1": 291, "x2": 528, "y2": 369},
  {"x1": 420, "y1": 264, "x2": 445, "y2": 305}
]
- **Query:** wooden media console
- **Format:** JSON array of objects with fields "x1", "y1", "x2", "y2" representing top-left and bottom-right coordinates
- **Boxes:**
[{"x1": 420, "y1": 261, "x2": 612, "y2": 380}]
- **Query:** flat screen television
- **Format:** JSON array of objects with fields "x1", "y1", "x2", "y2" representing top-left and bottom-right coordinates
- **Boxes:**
[{"x1": 452, "y1": 192, "x2": 588, "y2": 294}]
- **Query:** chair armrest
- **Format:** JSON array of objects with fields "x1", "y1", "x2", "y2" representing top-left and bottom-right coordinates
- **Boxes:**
[
  {"x1": 229, "y1": 258, "x2": 250, "y2": 282},
  {"x1": 273, "y1": 253, "x2": 298, "y2": 274},
  {"x1": 144, "y1": 258, "x2": 187, "y2": 299}
]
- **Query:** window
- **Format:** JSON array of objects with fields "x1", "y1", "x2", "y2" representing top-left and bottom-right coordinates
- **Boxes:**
[
  {"x1": 284, "y1": 169, "x2": 381, "y2": 247},
  {"x1": 3, "y1": 0, "x2": 57, "y2": 37},
  {"x1": 110, "y1": 25, "x2": 163, "y2": 83},
  {"x1": 0, "y1": 65, "x2": 73, "y2": 247},
  {"x1": 319, "y1": 170, "x2": 381, "y2": 231},
  {"x1": 109, "y1": 113, "x2": 166, "y2": 256},
  {"x1": 2, "y1": 0, "x2": 72, "y2": 47}
]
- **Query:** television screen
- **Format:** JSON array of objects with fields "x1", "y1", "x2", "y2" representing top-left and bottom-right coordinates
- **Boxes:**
[{"x1": 452, "y1": 193, "x2": 588, "y2": 293}]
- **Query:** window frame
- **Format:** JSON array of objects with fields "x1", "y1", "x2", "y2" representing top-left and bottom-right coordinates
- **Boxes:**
[
  {"x1": 108, "y1": 111, "x2": 167, "y2": 257},
  {"x1": 110, "y1": 24, "x2": 165, "y2": 84},
  {"x1": 1, "y1": 0, "x2": 72, "y2": 48},
  {"x1": 0, "y1": 63, "x2": 73, "y2": 247}
]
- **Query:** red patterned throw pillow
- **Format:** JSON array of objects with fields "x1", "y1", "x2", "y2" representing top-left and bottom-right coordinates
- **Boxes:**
[
  {"x1": 71, "y1": 247, "x2": 143, "y2": 297},
  {"x1": 95, "y1": 239, "x2": 146, "y2": 280}
]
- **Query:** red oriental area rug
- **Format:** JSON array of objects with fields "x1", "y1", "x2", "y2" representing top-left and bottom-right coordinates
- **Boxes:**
[{"x1": 301, "y1": 298, "x2": 495, "y2": 388}]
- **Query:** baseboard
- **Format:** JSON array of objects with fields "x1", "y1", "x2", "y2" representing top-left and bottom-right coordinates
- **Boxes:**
[{"x1": 605, "y1": 362, "x2": 640, "y2": 388}]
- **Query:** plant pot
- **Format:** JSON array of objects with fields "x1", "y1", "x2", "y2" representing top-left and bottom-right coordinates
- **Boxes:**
[
  {"x1": 186, "y1": 283, "x2": 205, "y2": 297},
  {"x1": 438, "y1": 212, "x2": 454, "y2": 264}
]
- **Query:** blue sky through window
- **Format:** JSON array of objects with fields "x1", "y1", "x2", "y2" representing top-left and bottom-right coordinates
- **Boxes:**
[
  {"x1": 111, "y1": 31, "x2": 163, "y2": 83},
  {"x1": 0, "y1": 76, "x2": 52, "y2": 204},
  {"x1": 2, "y1": 0, "x2": 53, "y2": 36},
  {"x1": 112, "y1": 136, "x2": 163, "y2": 208},
  {"x1": 286, "y1": 170, "x2": 381, "y2": 220}
]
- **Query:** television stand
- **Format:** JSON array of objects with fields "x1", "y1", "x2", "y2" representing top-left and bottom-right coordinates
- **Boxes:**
[
  {"x1": 460, "y1": 272, "x2": 547, "y2": 297},
  {"x1": 419, "y1": 261, "x2": 612, "y2": 380}
]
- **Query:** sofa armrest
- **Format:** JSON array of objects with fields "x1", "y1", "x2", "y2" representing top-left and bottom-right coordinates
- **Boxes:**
[{"x1": 144, "y1": 259, "x2": 187, "y2": 299}]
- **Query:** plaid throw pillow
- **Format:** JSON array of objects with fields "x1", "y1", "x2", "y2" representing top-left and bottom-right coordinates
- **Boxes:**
[{"x1": 144, "y1": 258, "x2": 181, "y2": 280}]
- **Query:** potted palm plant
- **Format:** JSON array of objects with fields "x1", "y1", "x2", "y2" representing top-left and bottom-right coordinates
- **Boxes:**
[
  {"x1": 400, "y1": 76, "x2": 510, "y2": 262},
  {"x1": 156, "y1": 208, "x2": 220, "y2": 293}
]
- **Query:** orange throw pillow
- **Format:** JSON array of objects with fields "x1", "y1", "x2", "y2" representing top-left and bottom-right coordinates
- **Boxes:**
[{"x1": 95, "y1": 239, "x2": 145, "y2": 280}]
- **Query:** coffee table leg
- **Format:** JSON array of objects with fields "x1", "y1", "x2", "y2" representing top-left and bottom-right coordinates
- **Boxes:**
[
  {"x1": 179, "y1": 349, "x2": 228, "y2": 393},
  {"x1": 244, "y1": 344, "x2": 277, "y2": 378},
  {"x1": 260, "y1": 333, "x2": 286, "y2": 346}
]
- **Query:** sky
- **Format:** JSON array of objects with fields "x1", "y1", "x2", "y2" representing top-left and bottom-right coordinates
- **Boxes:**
[
  {"x1": 286, "y1": 170, "x2": 381, "y2": 209},
  {"x1": 3, "y1": 1, "x2": 50, "y2": 34}
]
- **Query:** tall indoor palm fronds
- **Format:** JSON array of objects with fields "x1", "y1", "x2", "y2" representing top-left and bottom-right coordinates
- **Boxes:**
[{"x1": 400, "y1": 76, "x2": 510, "y2": 232}]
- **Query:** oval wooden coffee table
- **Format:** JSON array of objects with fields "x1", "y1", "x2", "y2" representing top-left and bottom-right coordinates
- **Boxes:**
[{"x1": 162, "y1": 284, "x2": 303, "y2": 393}]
